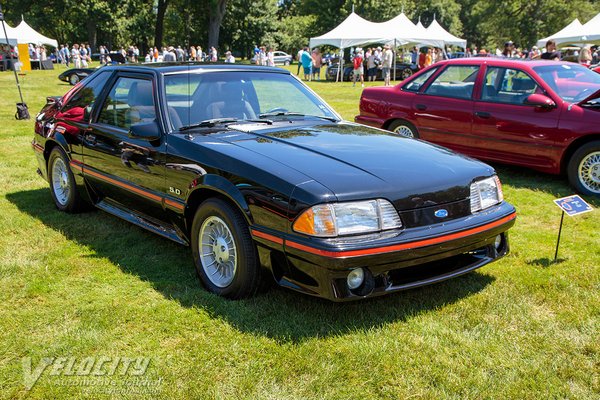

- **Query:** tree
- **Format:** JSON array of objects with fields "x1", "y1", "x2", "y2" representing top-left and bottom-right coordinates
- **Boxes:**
[
  {"x1": 154, "y1": 0, "x2": 169, "y2": 48},
  {"x1": 208, "y1": 0, "x2": 227, "y2": 48}
]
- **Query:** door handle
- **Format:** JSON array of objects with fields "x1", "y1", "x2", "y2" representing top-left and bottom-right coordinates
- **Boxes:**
[
  {"x1": 415, "y1": 104, "x2": 427, "y2": 111},
  {"x1": 475, "y1": 111, "x2": 491, "y2": 119}
]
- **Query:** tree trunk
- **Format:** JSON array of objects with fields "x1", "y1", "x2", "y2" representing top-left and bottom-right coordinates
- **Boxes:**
[
  {"x1": 86, "y1": 19, "x2": 96, "y2": 52},
  {"x1": 154, "y1": 0, "x2": 169, "y2": 49},
  {"x1": 208, "y1": 0, "x2": 227, "y2": 49}
]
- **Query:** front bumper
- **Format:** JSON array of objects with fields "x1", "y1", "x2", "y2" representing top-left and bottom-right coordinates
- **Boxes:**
[{"x1": 252, "y1": 202, "x2": 516, "y2": 301}]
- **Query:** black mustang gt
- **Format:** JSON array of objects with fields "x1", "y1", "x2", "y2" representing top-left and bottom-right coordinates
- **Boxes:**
[{"x1": 32, "y1": 63, "x2": 516, "y2": 301}]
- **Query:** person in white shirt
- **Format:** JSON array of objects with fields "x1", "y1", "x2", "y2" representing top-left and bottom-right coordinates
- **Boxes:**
[
  {"x1": 224, "y1": 51, "x2": 235, "y2": 63},
  {"x1": 382, "y1": 44, "x2": 393, "y2": 87}
]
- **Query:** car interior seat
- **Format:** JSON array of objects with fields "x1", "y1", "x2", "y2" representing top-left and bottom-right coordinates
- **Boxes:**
[
  {"x1": 127, "y1": 81, "x2": 156, "y2": 127},
  {"x1": 206, "y1": 81, "x2": 257, "y2": 120}
]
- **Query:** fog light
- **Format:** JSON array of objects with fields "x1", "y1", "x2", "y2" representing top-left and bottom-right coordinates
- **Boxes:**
[
  {"x1": 495, "y1": 234, "x2": 503, "y2": 250},
  {"x1": 347, "y1": 268, "x2": 365, "y2": 290}
]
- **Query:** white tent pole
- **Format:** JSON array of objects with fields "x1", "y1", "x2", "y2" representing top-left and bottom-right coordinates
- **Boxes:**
[
  {"x1": 337, "y1": 48, "x2": 342, "y2": 82},
  {"x1": 393, "y1": 39, "x2": 397, "y2": 82}
]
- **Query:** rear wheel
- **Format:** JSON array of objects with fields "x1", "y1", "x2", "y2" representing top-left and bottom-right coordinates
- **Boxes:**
[
  {"x1": 191, "y1": 198, "x2": 262, "y2": 299},
  {"x1": 388, "y1": 120, "x2": 419, "y2": 139},
  {"x1": 284, "y1": 60, "x2": 290, "y2": 66},
  {"x1": 48, "y1": 147, "x2": 84, "y2": 212},
  {"x1": 567, "y1": 141, "x2": 600, "y2": 196}
]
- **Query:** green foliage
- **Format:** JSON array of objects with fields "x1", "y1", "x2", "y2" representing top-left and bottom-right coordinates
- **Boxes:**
[{"x1": 1, "y1": 0, "x2": 598, "y2": 53}]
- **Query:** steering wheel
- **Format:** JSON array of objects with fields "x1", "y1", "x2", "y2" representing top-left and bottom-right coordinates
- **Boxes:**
[
  {"x1": 574, "y1": 87, "x2": 593, "y2": 102},
  {"x1": 265, "y1": 107, "x2": 289, "y2": 114}
]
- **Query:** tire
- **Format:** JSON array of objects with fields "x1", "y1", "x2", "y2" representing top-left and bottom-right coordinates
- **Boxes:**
[
  {"x1": 69, "y1": 74, "x2": 79, "y2": 85},
  {"x1": 401, "y1": 68, "x2": 413, "y2": 80},
  {"x1": 567, "y1": 140, "x2": 600, "y2": 196},
  {"x1": 48, "y1": 147, "x2": 84, "y2": 212},
  {"x1": 284, "y1": 60, "x2": 290, "y2": 66},
  {"x1": 191, "y1": 198, "x2": 262, "y2": 299},
  {"x1": 387, "y1": 120, "x2": 419, "y2": 139}
]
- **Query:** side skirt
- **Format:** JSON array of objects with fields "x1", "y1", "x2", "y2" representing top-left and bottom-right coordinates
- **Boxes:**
[{"x1": 96, "y1": 199, "x2": 188, "y2": 246}]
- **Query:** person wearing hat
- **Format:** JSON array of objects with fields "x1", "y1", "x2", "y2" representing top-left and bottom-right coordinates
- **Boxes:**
[
  {"x1": 224, "y1": 51, "x2": 235, "y2": 63},
  {"x1": 502, "y1": 41, "x2": 514, "y2": 57},
  {"x1": 352, "y1": 48, "x2": 365, "y2": 87}
]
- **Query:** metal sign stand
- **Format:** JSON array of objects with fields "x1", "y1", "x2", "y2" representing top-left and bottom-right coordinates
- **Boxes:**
[
  {"x1": 0, "y1": 4, "x2": 29, "y2": 119},
  {"x1": 552, "y1": 194, "x2": 594, "y2": 263},
  {"x1": 553, "y1": 210, "x2": 565, "y2": 263}
]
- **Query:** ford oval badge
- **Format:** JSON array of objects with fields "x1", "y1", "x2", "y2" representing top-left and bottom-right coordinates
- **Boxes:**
[{"x1": 434, "y1": 209, "x2": 448, "y2": 218}]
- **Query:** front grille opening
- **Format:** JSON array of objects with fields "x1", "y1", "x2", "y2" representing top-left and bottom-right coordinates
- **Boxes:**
[{"x1": 386, "y1": 246, "x2": 490, "y2": 287}]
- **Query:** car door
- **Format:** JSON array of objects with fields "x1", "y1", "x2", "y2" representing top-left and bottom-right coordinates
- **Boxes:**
[
  {"x1": 472, "y1": 66, "x2": 561, "y2": 169},
  {"x1": 411, "y1": 64, "x2": 480, "y2": 153},
  {"x1": 53, "y1": 70, "x2": 114, "y2": 166},
  {"x1": 83, "y1": 72, "x2": 167, "y2": 219}
]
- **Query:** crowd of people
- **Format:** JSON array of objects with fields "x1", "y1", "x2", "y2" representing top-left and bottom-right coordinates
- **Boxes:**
[{"x1": 295, "y1": 47, "x2": 324, "y2": 81}]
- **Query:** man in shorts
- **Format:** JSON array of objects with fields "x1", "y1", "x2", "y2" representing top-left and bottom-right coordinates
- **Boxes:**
[
  {"x1": 352, "y1": 49, "x2": 364, "y2": 87},
  {"x1": 301, "y1": 47, "x2": 313, "y2": 81},
  {"x1": 382, "y1": 44, "x2": 393, "y2": 86}
]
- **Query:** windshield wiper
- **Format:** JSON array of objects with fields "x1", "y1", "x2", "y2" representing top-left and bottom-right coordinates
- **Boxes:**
[
  {"x1": 179, "y1": 118, "x2": 239, "y2": 131},
  {"x1": 258, "y1": 111, "x2": 338, "y2": 122},
  {"x1": 179, "y1": 118, "x2": 272, "y2": 131}
]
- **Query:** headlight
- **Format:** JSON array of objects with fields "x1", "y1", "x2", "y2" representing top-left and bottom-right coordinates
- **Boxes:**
[
  {"x1": 293, "y1": 199, "x2": 402, "y2": 237},
  {"x1": 470, "y1": 176, "x2": 503, "y2": 213}
]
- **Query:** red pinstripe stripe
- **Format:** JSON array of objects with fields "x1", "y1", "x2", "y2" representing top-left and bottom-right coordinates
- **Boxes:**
[
  {"x1": 71, "y1": 160, "x2": 185, "y2": 210},
  {"x1": 32, "y1": 142, "x2": 44, "y2": 152},
  {"x1": 283, "y1": 212, "x2": 517, "y2": 258},
  {"x1": 251, "y1": 229, "x2": 284, "y2": 245}
]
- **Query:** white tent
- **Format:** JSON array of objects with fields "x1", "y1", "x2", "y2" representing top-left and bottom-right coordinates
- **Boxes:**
[
  {"x1": 0, "y1": 23, "x2": 19, "y2": 46},
  {"x1": 536, "y1": 19, "x2": 584, "y2": 47},
  {"x1": 309, "y1": 12, "x2": 389, "y2": 49},
  {"x1": 374, "y1": 12, "x2": 427, "y2": 46},
  {"x1": 13, "y1": 19, "x2": 58, "y2": 47},
  {"x1": 551, "y1": 12, "x2": 600, "y2": 45},
  {"x1": 421, "y1": 18, "x2": 467, "y2": 48}
]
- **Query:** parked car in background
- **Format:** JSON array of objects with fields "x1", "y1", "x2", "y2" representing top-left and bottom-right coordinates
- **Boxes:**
[
  {"x1": 356, "y1": 58, "x2": 600, "y2": 196},
  {"x1": 33, "y1": 64, "x2": 515, "y2": 301},
  {"x1": 58, "y1": 67, "x2": 96, "y2": 85},
  {"x1": 273, "y1": 51, "x2": 292, "y2": 65},
  {"x1": 326, "y1": 62, "x2": 417, "y2": 81}
]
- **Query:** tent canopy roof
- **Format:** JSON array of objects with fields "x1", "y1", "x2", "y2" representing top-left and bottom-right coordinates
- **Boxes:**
[
  {"x1": 14, "y1": 19, "x2": 58, "y2": 47},
  {"x1": 309, "y1": 12, "x2": 389, "y2": 49},
  {"x1": 309, "y1": 12, "x2": 466, "y2": 50},
  {"x1": 536, "y1": 19, "x2": 584, "y2": 47},
  {"x1": 537, "y1": 12, "x2": 600, "y2": 46}
]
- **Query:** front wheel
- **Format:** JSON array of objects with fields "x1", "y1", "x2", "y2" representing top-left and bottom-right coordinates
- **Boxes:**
[
  {"x1": 401, "y1": 68, "x2": 413, "y2": 80},
  {"x1": 567, "y1": 141, "x2": 600, "y2": 196},
  {"x1": 48, "y1": 147, "x2": 84, "y2": 212},
  {"x1": 388, "y1": 120, "x2": 419, "y2": 139},
  {"x1": 191, "y1": 198, "x2": 263, "y2": 299}
]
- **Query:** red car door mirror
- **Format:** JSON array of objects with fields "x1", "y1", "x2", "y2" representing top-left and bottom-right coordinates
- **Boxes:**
[{"x1": 524, "y1": 94, "x2": 556, "y2": 109}]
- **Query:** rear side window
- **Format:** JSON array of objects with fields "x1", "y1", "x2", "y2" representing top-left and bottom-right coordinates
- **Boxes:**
[
  {"x1": 424, "y1": 65, "x2": 479, "y2": 99},
  {"x1": 481, "y1": 67, "x2": 541, "y2": 105},
  {"x1": 403, "y1": 67, "x2": 437, "y2": 92},
  {"x1": 97, "y1": 77, "x2": 156, "y2": 130},
  {"x1": 61, "y1": 71, "x2": 112, "y2": 120}
]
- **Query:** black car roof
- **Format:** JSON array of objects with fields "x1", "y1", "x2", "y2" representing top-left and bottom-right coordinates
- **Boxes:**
[{"x1": 98, "y1": 62, "x2": 290, "y2": 75}]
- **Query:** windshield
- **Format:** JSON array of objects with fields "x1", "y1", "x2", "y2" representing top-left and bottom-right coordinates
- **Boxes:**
[
  {"x1": 163, "y1": 71, "x2": 338, "y2": 130},
  {"x1": 533, "y1": 64, "x2": 600, "y2": 102}
]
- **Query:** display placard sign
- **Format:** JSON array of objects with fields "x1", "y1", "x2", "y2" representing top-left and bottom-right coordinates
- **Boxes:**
[{"x1": 553, "y1": 195, "x2": 593, "y2": 216}]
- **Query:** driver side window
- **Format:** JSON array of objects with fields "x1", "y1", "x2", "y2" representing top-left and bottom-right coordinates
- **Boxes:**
[
  {"x1": 482, "y1": 67, "x2": 541, "y2": 105},
  {"x1": 97, "y1": 77, "x2": 156, "y2": 130}
]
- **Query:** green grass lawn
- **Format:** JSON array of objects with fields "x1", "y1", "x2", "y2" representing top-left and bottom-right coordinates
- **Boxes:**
[{"x1": 0, "y1": 64, "x2": 598, "y2": 399}]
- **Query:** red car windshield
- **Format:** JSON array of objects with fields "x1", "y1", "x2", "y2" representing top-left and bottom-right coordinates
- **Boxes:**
[{"x1": 533, "y1": 64, "x2": 600, "y2": 103}]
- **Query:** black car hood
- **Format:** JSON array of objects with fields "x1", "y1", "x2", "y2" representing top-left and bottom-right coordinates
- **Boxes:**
[{"x1": 221, "y1": 121, "x2": 494, "y2": 210}]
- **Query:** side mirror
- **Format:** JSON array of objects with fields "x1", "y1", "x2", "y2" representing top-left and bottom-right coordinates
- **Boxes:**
[
  {"x1": 129, "y1": 120, "x2": 161, "y2": 141},
  {"x1": 524, "y1": 94, "x2": 556, "y2": 109}
]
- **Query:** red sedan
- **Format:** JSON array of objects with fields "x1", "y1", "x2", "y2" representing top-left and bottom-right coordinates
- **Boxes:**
[{"x1": 356, "y1": 58, "x2": 600, "y2": 196}]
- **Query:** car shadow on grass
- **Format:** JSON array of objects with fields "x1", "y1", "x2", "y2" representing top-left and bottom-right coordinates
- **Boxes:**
[
  {"x1": 492, "y1": 164, "x2": 600, "y2": 206},
  {"x1": 8, "y1": 188, "x2": 495, "y2": 343}
]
